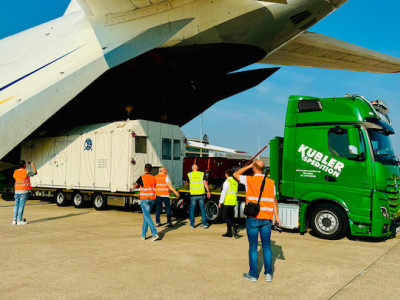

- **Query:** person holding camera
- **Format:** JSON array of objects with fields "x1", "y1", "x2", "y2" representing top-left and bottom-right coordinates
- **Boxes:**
[
  {"x1": 234, "y1": 160, "x2": 281, "y2": 282},
  {"x1": 13, "y1": 160, "x2": 37, "y2": 225}
]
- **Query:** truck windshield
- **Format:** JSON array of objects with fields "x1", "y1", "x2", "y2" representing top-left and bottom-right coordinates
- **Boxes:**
[{"x1": 368, "y1": 130, "x2": 398, "y2": 165}]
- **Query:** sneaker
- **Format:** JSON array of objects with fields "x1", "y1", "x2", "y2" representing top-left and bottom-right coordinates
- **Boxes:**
[
  {"x1": 233, "y1": 228, "x2": 238, "y2": 238},
  {"x1": 242, "y1": 273, "x2": 257, "y2": 282},
  {"x1": 201, "y1": 225, "x2": 209, "y2": 229},
  {"x1": 152, "y1": 234, "x2": 161, "y2": 241},
  {"x1": 156, "y1": 223, "x2": 162, "y2": 227},
  {"x1": 265, "y1": 274, "x2": 273, "y2": 282},
  {"x1": 140, "y1": 236, "x2": 146, "y2": 241},
  {"x1": 222, "y1": 233, "x2": 233, "y2": 237},
  {"x1": 17, "y1": 220, "x2": 27, "y2": 225},
  {"x1": 190, "y1": 226, "x2": 195, "y2": 229},
  {"x1": 167, "y1": 223, "x2": 174, "y2": 228},
  {"x1": 12, "y1": 220, "x2": 17, "y2": 225}
]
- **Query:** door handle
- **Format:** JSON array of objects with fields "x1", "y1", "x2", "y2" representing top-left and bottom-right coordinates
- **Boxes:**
[{"x1": 325, "y1": 175, "x2": 337, "y2": 182}]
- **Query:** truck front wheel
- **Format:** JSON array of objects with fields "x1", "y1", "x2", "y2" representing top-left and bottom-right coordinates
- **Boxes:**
[{"x1": 309, "y1": 204, "x2": 348, "y2": 240}]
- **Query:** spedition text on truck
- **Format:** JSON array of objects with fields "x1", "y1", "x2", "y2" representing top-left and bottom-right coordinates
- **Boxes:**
[{"x1": 267, "y1": 95, "x2": 400, "y2": 239}]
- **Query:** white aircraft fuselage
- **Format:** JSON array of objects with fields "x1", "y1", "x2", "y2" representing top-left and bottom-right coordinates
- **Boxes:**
[{"x1": 1, "y1": 0, "x2": 398, "y2": 162}]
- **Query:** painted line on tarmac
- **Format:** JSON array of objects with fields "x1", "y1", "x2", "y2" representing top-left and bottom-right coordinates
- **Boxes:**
[{"x1": 328, "y1": 239, "x2": 400, "y2": 299}]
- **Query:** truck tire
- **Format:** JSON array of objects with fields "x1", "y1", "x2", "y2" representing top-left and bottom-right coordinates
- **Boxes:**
[
  {"x1": 309, "y1": 203, "x2": 348, "y2": 240},
  {"x1": 73, "y1": 192, "x2": 85, "y2": 208},
  {"x1": 205, "y1": 200, "x2": 222, "y2": 223},
  {"x1": 55, "y1": 191, "x2": 68, "y2": 207},
  {"x1": 93, "y1": 194, "x2": 107, "y2": 210}
]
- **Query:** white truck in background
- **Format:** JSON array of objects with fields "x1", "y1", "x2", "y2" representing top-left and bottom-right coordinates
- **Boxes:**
[{"x1": 21, "y1": 120, "x2": 186, "y2": 209}]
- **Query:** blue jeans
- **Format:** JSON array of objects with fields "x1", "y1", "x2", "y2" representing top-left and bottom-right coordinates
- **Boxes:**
[
  {"x1": 246, "y1": 217, "x2": 273, "y2": 278},
  {"x1": 155, "y1": 196, "x2": 172, "y2": 224},
  {"x1": 140, "y1": 199, "x2": 158, "y2": 237},
  {"x1": 14, "y1": 193, "x2": 29, "y2": 221},
  {"x1": 190, "y1": 195, "x2": 207, "y2": 227}
]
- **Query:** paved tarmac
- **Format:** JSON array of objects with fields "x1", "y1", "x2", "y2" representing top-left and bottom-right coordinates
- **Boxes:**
[{"x1": 1, "y1": 198, "x2": 399, "y2": 300}]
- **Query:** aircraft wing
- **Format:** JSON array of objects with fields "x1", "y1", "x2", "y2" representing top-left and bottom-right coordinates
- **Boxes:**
[{"x1": 261, "y1": 31, "x2": 400, "y2": 73}]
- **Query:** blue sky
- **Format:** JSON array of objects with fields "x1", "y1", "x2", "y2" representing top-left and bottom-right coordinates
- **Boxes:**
[{"x1": 1, "y1": 0, "x2": 399, "y2": 155}]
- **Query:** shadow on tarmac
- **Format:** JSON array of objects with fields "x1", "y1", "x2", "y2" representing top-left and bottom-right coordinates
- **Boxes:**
[
  {"x1": 29, "y1": 212, "x2": 90, "y2": 224},
  {"x1": 257, "y1": 241, "x2": 285, "y2": 276},
  {"x1": 157, "y1": 218, "x2": 188, "y2": 239}
]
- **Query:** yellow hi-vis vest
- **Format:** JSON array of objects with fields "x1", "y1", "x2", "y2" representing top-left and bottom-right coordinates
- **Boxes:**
[
  {"x1": 188, "y1": 171, "x2": 205, "y2": 195},
  {"x1": 224, "y1": 177, "x2": 238, "y2": 206}
]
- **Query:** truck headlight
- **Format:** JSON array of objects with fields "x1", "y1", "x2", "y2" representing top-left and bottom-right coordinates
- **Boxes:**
[{"x1": 380, "y1": 207, "x2": 389, "y2": 219}]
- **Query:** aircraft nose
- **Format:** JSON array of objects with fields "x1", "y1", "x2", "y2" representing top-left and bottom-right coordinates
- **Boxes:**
[{"x1": 328, "y1": 0, "x2": 348, "y2": 8}]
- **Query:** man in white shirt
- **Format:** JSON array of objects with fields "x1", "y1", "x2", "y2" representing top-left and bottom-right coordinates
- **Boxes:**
[{"x1": 218, "y1": 169, "x2": 239, "y2": 238}]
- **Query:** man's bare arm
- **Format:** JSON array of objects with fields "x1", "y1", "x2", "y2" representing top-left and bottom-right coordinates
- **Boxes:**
[
  {"x1": 273, "y1": 196, "x2": 281, "y2": 226},
  {"x1": 204, "y1": 181, "x2": 211, "y2": 199},
  {"x1": 233, "y1": 162, "x2": 254, "y2": 181},
  {"x1": 31, "y1": 162, "x2": 37, "y2": 174},
  {"x1": 167, "y1": 182, "x2": 180, "y2": 197}
]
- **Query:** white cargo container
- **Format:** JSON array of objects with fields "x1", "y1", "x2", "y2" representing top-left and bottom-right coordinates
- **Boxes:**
[{"x1": 21, "y1": 120, "x2": 186, "y2": 208}]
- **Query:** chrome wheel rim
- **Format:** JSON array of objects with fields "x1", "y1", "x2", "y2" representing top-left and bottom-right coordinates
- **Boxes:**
[
  {"x1": 94, "y1": 196, "x2": 103, "y2": 207},
  {"x1": 56, "y1": 193, "x2": 64, "y2": 204},
  {"x1": 205, "y1": 201, "x2": 218, "y2": 220},
  {"x1": 315, "y1": 210, "x2": 339, "y2": 234},
  {"x1": 74, "y1": 194, "x2": 82, "y2": 206}
]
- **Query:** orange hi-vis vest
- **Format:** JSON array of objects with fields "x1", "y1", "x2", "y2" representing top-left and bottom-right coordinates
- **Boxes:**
[
  {"x1": 155, "y1": 174, "x2": 170, "y2": 197},
  {"x1": 246, "y1": 175, "x2": 275, "y2": 220},
  {"x1": 13, "y1": 169, "x2": 31, "y2": 192},
  {"x1": 140, "y1": 174, "x2": 156, "y2": 200}
]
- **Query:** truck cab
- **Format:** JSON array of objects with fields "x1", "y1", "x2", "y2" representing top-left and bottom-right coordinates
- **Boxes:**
[{"x1": 271, "y1": 95, "x2": 400, "y2": 239}]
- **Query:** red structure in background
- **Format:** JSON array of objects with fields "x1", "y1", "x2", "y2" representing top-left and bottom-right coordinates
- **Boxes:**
[{"x1": 182, "y1": 157, "x2": 249, "y2": 188}]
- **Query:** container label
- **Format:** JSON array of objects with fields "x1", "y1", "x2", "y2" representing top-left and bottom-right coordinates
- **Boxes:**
[{"x1": 298, "y1": 144, "x2": 344, "y2": 178}]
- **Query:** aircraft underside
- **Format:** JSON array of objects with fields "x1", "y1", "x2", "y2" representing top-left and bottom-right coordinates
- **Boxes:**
[{"x1": 34, "y1": 43, "x2": 277, "y2": 133}]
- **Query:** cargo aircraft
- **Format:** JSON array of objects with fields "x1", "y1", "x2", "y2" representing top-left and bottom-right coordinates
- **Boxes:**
[{"x1": 1, "y1": 0, "x2": 400, "y2": 163}]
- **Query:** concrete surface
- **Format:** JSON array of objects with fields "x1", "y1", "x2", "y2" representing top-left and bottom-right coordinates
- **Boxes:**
[{"x1": 1, "y1": 198, "x2": 399, "y2": 300}]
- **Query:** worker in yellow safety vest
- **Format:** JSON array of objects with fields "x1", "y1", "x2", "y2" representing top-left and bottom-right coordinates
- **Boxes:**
[
  {"x1": 13, "y1": 160, "x2": 37, "y2": 225},
  {"x1": 187, "y1": 164, "x2": 211, "y2": 229},
  {"x1": 234, "y1": 160, "x2": 281, "y2": 283},
  {"x1": 155, "y1": 166, "x2": 180, "y2": 228},
  {"x1": 218, "y1": 169, "x2": 239, "y2": 238}
]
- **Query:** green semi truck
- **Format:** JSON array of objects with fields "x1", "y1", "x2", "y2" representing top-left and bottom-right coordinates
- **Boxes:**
[{"x1": 268, "y1": 94, "x2": 400, "y2": 239}]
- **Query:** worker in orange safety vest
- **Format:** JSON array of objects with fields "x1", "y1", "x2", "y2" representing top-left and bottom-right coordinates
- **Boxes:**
[
  {"x1": 13, "y1": 160, "x2": 37, "y2": 225},
  {"x1": 155, "y1": 166, "x2": 180, "y2": 228},
  {"x1": 234, "y1": 160, "x2": 281, "y2": 283},
  {"x1": 133, "y1": 163, "x2": 160, "y2": 241}
]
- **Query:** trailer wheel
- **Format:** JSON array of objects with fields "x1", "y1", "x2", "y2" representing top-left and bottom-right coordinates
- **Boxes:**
[
  {"x1": 309, "y1": 203, "x2": 348, "y2": 240},
  {"x1": 171, "y1": 198, "x2": 189, "y2": 219},
  {"x1": 93, "y1": 194, "x2": 107, "y2": 210},
  {"x1": 73, "y1": 193, "x2": 85, "y2": 208},
  {"x1": 205, "y1": 200, "x2": 222, "y2": 222},
  {"x1": 55, "y1": 191, "x2": 68, "y2": 207}
]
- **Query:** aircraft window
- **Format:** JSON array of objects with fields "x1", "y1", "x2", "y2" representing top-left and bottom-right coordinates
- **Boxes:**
[
  {"x1": 162, "y1": 138, "x2": 172, "y2": 160},
  {"x1": 173, "y1": 140, "x2": 181, "y2": 160},
  {"x1": 135, "y1": 137, "x2": 147, "y2": 154}
]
